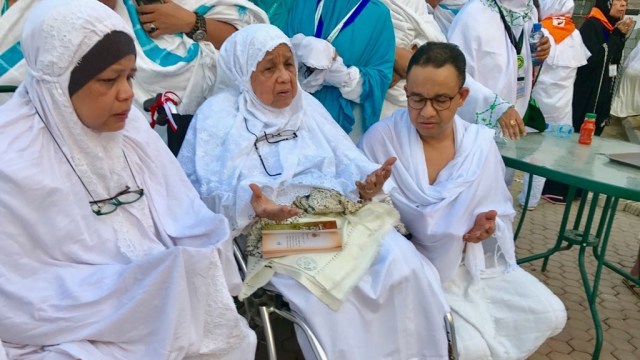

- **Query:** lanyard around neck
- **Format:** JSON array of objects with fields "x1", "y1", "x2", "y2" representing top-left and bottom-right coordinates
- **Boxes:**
[
  {"x1": 314, "y1": 0, "x2": 370, "y2": 43},
  {"x1": 494, "y1": 0, "x2": 524, "y2": 54}
]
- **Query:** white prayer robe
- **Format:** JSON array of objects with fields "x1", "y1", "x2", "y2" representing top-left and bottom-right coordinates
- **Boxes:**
[
  {"x1": 611, "y1": 43, "x2": 640, "y2": 117},
  {"x1": 360, "y1": 110, "x2": 567, "y2": 360},
  {"x1": 381, "y1": 0, "x2": 514, "y2": 129},
  {"x1": 534, "y1": 0, "x2": 590, "y2": 125},
  {"x1": 179, "y1": 24, "x2": 452, "y2": 360},
  {"x1": 448, "y1": 0, "x2": 535, "y2": 117},
  {"x1": 0, "y1": 1, "x2": 255, "y2": 358}
]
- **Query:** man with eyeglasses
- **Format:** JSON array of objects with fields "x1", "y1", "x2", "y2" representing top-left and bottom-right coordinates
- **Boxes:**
[{"x1": 359, "y1": 42, "x2": 566, "y2": 359}]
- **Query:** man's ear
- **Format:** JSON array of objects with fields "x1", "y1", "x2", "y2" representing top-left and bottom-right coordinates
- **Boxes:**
[
  {"x1": 403, "y1": 83, "x2": 408, "y2": 95},
  {"x1": 458, "y1": 86, "x2": 470, "y2": 106}
]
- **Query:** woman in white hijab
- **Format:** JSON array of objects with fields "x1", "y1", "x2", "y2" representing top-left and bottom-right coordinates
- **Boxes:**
[
  {"x1": 179, "y1": 23, "x2": 452, "y2": 360},
  {"x1": 0, "y1": 0, "x2": 255, "y2": 358}
]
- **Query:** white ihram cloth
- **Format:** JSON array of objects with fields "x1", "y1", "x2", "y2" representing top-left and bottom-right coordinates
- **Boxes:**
[
  {"x1": 178, "y1": 23, "x2": 452, "y2": 360},
  {"x1": 611, "y1": 43, "x2": 640, "y2": 117},
  {"x1": 0, "y1": 0, "x2": 36, "y2": 105},
  {"x1": 448, "y1": 0, "x2": 535, "y2": 117},
  {"x1": 113, "y1": 0, "x2": 268, "y2": 114},
  {"x1": 380, "y1": 0, "x2": 445, "y2": 118},
  {"x1": 433, "y1": 0, "x2": 468, "y2": 34},
  {"x1": 534, "y1": 0, "x2": 590, "y2": 125},
  {"x1": 0, "y1": 1, "x2": 255, "y2": 358},
  {"x1": 360, "y1": 111, "x2": 567, "y2": 359},
  {"x1": 380, "y1": 0, "x2": 514, "y2": 129}
]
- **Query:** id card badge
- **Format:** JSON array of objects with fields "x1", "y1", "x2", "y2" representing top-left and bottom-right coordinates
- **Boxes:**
[
  {"x1": 609, "y1": 64, "x2": 617, "y2": 77},
  {"x1": 516, "y1": 55, "x2": 526, "y2": 99}
]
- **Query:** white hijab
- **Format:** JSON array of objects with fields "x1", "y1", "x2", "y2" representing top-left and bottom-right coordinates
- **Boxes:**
[
  {"x1": 360, "y1": 111, "x2": 517, "y2": 282},
  {"x1": 0, "y1": 1, "x2": 251, "y2": 357},
  {"x1": 178, "y1": 24, "x2": 379, "y2": 233},
  {"x1": 18, "y1": 0, "x2": 161, "y2": 259}
]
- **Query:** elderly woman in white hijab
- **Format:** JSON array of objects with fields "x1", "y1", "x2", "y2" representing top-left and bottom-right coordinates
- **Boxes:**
[
  {"x1": 0, "y1": 0, "x2": 255, "y2": 358},
  {"x1": 179, "y1": 23, "x2": 452, "y2": 359}
]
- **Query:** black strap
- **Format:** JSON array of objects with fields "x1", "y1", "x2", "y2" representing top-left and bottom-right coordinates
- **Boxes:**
[
  {"x1": 532, "y1": 62, "x2": 544, "y2": 88},
  {"x1": 494, "y1": 0, "x2": 523, "y2": 54}
]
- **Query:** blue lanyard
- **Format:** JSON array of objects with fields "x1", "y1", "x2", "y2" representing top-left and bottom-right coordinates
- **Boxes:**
[{"x1": 314, "y1": 0, "x2": 370, "y2": 43}]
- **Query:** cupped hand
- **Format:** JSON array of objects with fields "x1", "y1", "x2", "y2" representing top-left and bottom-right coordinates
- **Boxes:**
[
  {"x1": 356, "y1": 157, "x2": 396, "y2": 201},
  {"x1": 497, "y1": 107, "x2": 526, "y2": 140},
  {"x1": 615, "y1": 17, "x2": 635, "y2": 35},
  {"x1": 137, "y1": 0, "x2": 196, "y2": 38},
  {"x1": 535, "y1": 35, "x2": 551, "y2": 63},
  {"x1": 249, "y1": 183, "x2": 300, "y2": 222},
  {"x1": 463, "y1": 210, "x2": 497, "y2": 243}
]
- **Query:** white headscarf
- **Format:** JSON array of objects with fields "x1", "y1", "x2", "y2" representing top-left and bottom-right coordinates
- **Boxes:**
[
  {"x1": 0, "y1": 0, "x2": 253, "y2": 357},
  {"x1": 178, "y1": 24, "x2": 379, "y2": 233}
]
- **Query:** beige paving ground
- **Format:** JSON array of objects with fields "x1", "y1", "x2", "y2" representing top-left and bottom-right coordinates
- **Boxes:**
[{"x1": 252, "y1": 124, "x2": 640, "y2": 360}]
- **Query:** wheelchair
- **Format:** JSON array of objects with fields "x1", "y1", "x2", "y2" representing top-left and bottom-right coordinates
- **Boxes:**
[
  {"x1": 233, "y1": 234, "x2": 459, "y2": 360},
  {"x1": 141, "y1": 91, "x2": 459, "y2": 360}
]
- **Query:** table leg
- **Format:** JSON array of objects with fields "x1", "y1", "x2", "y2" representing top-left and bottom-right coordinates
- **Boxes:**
[
  {"x1": 517, "y1": 188, "x2": 622, "y2": 359},
  {"x1": 514, "y1": 172, "x2": 535, "y2": 242},
  {"x1": 518, "y1": 187, "x2": 578, "y2": 266}
]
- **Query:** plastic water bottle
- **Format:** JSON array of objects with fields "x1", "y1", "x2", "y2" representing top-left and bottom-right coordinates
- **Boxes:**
[
  {"x1": 545, "y1": 123, "x2": 574, "y2": 138},
  {"x1": 530, "y1": 23, "x2": 543, "y2": 67}
]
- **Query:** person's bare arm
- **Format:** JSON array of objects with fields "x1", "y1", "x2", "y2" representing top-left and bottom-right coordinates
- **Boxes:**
[{"x1": 137, "y1": 0, "x2": 237, "y2": 49}]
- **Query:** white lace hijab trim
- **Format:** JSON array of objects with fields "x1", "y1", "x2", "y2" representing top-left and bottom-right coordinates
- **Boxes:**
[{"x1": 20, "y1": 0, "x2": 156, "y2": 259}]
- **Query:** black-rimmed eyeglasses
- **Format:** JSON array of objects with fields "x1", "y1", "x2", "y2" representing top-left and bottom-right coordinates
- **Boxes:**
[
  {"x1": 90, "y1": 186, "x2": 145, "y2": 216},
  {"x1": 34, "y1": 95, "x2": 145, "y2": 217},
  {"x1": 407, "y1": 88, "x2": 462, "y2": 111},
  {"x1": 244, "y1": 118, "x2": 298, "y2": 177}
]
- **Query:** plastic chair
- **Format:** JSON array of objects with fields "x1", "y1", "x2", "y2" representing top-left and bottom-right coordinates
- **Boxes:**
[{"x1": 233, "y1": 237, "x2": 328, "y2": 360}]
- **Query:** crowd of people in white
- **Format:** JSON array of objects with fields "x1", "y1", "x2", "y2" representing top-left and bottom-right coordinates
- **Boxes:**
[{"x1": 0, "y1": 0, "x2": 638, "y2": 359}]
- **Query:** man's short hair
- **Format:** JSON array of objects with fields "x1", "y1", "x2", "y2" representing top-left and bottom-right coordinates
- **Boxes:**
[{"x1": 406, "y1": 42, "x2": 466, "y2": 87}]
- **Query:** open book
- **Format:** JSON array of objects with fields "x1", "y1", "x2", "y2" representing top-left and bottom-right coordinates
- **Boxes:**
[{"x1": 262, "y1": 220, "x2": 342, "y2": 258}]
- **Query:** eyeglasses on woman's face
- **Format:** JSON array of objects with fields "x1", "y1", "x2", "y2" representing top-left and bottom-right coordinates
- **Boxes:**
[
  {"x1": 89, "y1": 186, "x2": 145, "y2": 216},
  {"x1": 407, "y1": 90, "x2": 461, "y2": 112}
]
